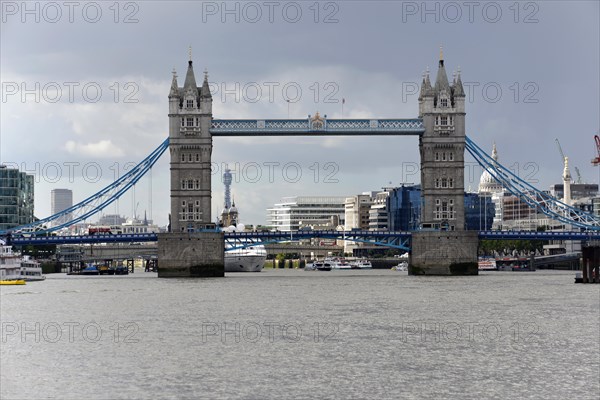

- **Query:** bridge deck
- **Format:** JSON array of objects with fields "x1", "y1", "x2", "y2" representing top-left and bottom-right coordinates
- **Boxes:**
[{"x1": 6, "y1": 230, "x2": 600, "y2": 246}]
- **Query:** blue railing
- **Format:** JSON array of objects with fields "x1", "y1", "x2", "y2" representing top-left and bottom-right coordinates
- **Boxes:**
[{"x1": 7, "y1": 230, "x2": 600, "y2": 247}]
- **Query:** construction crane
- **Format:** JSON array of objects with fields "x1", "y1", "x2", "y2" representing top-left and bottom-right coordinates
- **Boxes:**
[
  {"x1": 555, "y1": 138, "x2": 566, "y2": 164},
  {"x1": 592, "y1": 135, "x2": 600, "y2": 166},
  {"x1": 574, "y1": 167, "x2": 582, "y2": 184}
]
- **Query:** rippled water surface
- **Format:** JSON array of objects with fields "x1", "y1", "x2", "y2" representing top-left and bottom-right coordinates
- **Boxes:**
[{"x1": 1, "y1": 269, "x2": 599, "y2": 399}]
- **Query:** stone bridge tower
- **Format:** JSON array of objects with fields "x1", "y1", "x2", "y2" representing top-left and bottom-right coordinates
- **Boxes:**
[
  {"x1": 418, "y1": 50, "x2": 466, "y2": 231},
  {"x1": 410, "y1": 51, "x2": 479, "y2": 275},
  {"x1": 168, "y1": 57, "x2": 213, "y2": 232},
  {"x1": 158, "y1": 55, "x2": 224, "y2": 278}
]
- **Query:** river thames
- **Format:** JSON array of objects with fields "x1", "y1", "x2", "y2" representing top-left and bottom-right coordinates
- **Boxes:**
[{"x1": 1, "y1": 269, "x2": 599, "y2": 399}]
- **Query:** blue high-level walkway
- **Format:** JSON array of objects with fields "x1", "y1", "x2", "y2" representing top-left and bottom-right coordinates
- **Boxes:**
[{"x1": 210, "y1": 118, "x2": 425, "y2": 136}]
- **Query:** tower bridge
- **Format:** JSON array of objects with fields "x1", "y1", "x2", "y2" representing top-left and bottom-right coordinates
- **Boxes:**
[
  {"x1": 159, "y1": 51, "x2": 476, "y2": 276},
  {"x1": 4, "y1": 52, "x2": 600, "y2": 277}
]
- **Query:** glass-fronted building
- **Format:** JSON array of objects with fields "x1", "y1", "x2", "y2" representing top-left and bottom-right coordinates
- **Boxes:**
[
  {"x1": 387, "y1": 185, "x2": 422, "y2": 231},
  {"x1": 464, "y1": 193, "x2": 495, "y2": 231},
  {"x1": 387, "y1": 185, "x2": 494, "y2": 231},
  {"x1": 0, "y1": 165, "x2": 35, "y2": 231}
]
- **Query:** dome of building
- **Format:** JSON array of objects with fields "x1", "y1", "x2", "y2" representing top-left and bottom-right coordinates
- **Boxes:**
[{"x1": 478, "y1": 143, "x2": 504, "y2": 195}]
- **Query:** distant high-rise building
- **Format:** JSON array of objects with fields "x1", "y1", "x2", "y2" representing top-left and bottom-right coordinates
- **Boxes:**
[
  {"x1": 369, "y1": 190, "x2": 391, "y2": 231},
  {"x1": 549, "y1": 183, "x2": 598, "y2": 201},
  {"x1": 219, "y1": 167, "x2": 238, "y2": 227},
  {"x1": 51, "y1": 189, "x2": 73, "y2": 227},
  {"x1": 344, "y1": 194, "x2": 372, "y2": 231},
  {"x1": 97, "y1": 214, "x2": 126, "y2": 226},
  {"x1": 267, "y1": 196, "x2": 346, "y2": 231},
  {"x1": 0, "y1": 165, "x2": 34, "y2": 231}
]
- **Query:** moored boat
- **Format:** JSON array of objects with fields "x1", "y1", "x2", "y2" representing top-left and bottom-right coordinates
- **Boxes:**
[
  {"x1": 478, "y1": 257, "x2": 497, "y2": 271},
  {"x1": 392, "y1": 261, "x2": 408, "y2": 271},
  {"x1": 80, "y1": 264, "x2": 100, "y2": 275},
  {"x1": 330, "y1": 258, "x2": 352, "y2": 270},
  {"x1": 0, "y1": 279, "x2": 26, "y2": 285},
  {"x1": 20, "y1": 256, "x2": 46, "y2": 281},
  {"x1": 1, "y1": 241, "x2": 45, "y2": 282},
  {"x1": 351, "y1": 259, "x2": 372, "y2": 269}
]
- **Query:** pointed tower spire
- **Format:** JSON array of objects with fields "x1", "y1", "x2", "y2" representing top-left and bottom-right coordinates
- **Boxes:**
[
  {"x1": 434, "y1": 49, "x2": 450, "y2": 93},
  {"x1": 169, "y1": 68, "x2": 179, "y2": 98},
  {"x1": 421, "y1": 66, "x2": 432, "y2": 96},
  {"x1": 454, "y1": 65, "x2": 465, "y2": 97},
  {"x1": 419, "y1": 71, "x2": 427, "y2": 99},
  {"x1": 183, "y1": 54, "x2": 198, "y2": 93},
  {"x1": 201, "y1": 68, "x2": 212, "y2": 98}
]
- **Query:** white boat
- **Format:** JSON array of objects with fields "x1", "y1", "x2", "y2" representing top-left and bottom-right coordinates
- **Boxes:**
[
  {"x1": 478, "y1": 257, "x2": 497, "y2": 271},
  {"x1": 392, "y1": 261, "x2": 408, "y2": 271},
  {"x1": 0, "y1": 241, "x2": 45, "y2": 281},
  {"x1": 330, "y1": 258, "x2": 352, "y2": 270},
  {"x1": 305, "y1": 260, "x2": 333, "y2": 271},
  {"x1": 225, "y1": 241, "x2": 266, "y2": 272},
  {"x1": 351, "y1": 259, "x2": 372, "y2": 269},
  {"x1": 20, "y1": 255, "x2": 46, "y2": 281},
  {"x1": 316, "y1": 261, "x2": 332, "y2": 271},
  {"x1": 1, "y1": 242, "x2": 22, "y2": 281}
]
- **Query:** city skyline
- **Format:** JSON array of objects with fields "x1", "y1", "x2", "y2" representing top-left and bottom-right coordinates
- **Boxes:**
[{"x1": 1, "y1": 1, "x2": 598, "y2": 226}]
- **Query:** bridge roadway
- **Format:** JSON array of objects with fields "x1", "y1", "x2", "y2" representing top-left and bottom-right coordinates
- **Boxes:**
[{"x1": 6, "y1": 230, "x2": 600, "y2": 247}]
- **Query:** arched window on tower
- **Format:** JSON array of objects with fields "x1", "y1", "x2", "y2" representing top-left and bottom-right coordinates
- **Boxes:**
[
  {"x1": 181, "y1": 153, "x2": 185, "y2": 162},
  {"x1": 186, "y1": 99, "x2": 194, "y2": 109},
  {"x1": 187, "y1": 179, "x2": 194, "y2": 190},
  {"x1": 440, "y1": 98, "x2": 448, "y2": 108}
]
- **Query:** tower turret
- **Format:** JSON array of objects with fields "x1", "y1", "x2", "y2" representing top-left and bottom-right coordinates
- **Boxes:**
[
  {"x1": 418, "y1": 67, "x2": 434, "y2": 117},
  {"x1": 200, "y1": 69, "x2": 213, "y2": 115}
]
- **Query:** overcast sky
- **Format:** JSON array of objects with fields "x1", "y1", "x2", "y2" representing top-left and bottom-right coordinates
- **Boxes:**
[{"x1": 1, "y1": 1, "x2": 599, "y2": 226}]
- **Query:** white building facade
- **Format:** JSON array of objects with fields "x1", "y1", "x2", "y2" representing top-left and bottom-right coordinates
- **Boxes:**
[{"x1": 267, "y1": 196, "x2": 346, "y2": 231}]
